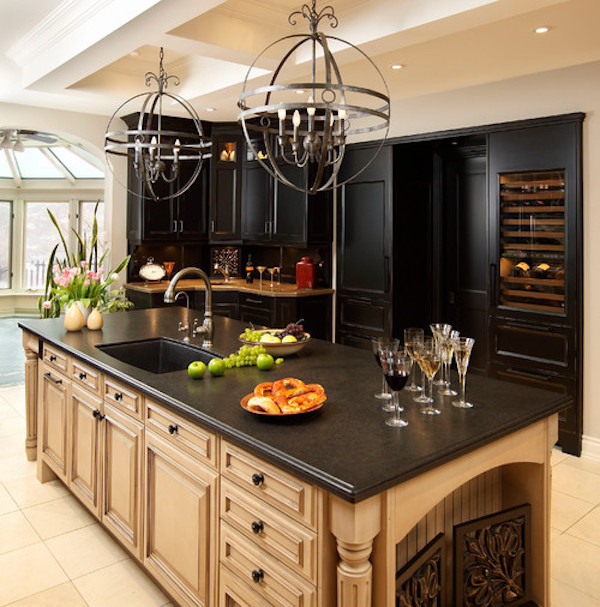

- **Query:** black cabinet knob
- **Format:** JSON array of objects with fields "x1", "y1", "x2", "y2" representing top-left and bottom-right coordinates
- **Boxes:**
[
  {"x1": 92, "y1": 409, "x2": 105, "y2": 421},
  {"x1": 79, "y1": 372, "x2": 87, "y2": 380},
  {"x1": 114, "y1": 392, "x2": 123, "y2": 401},
  {"x1": 251, "y1": 472, "x2": 264, "y2": 487},
  {"x1": 168, "y1": 424, "x2": 178, "y2": 435},
  {"x1": 49, "y1": 355, "x2": 56, "y2": 362},
  {"x1": 251, "y1": 569, "x2": 264, "y2": 584},
  {"x1": 251, "y1": 520, "x2": 264, "y2": 534}
]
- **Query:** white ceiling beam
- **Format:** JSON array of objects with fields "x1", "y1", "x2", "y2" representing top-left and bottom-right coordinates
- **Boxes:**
[
  {"x1": 40, "y1": 148, "x2": 76, "y2": 185},
  {"x1": 4, "y1": 150, "x2": 22, "y2": 188}
]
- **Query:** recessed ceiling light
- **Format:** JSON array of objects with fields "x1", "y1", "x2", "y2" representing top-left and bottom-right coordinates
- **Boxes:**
[
  {"x1": 129, "y1": 50, "x2": 140, "y2": 57},
  {"x1": 390, "y1": 64, "x2": 405, "y2": 70},
  {"x1": 296, "y1": 89, "x2": 305, "y2": 95},
  {"x1": 205, "y1": 107, "x2": 216, "y2": 112},
  {"x1": 534, "y1": 26, "x2": 550, "y2": 34}
]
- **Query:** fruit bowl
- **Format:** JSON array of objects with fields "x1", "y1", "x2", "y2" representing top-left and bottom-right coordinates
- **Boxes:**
[{"x1": 238, "y1": 330, "x2": 311, "y2": 357}]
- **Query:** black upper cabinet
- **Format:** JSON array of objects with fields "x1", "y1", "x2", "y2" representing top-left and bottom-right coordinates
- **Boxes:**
[{"x1": 209, "y1": 125, "x2": 242, "y2": 242}]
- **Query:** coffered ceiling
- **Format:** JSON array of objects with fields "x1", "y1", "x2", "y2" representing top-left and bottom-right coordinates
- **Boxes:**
[{"x1": 1, "y1": 0, "x2": 599, "y2": 123}]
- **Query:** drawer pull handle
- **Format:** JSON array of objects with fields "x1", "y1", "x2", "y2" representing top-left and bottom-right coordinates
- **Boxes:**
[
  {"x1": 251, "y1": 520, "x2": 264, "y2": 534},
  {"x1": 506, "y1": 367, "x2": 553, "y2": 381},
  {"x1": 78, "y1": 372, "x2": 87, "y2": 380},
  {"x1": 92, "y1": 409, "x2": 105, "y2": 421},
  {"x1": 251, "y1": 569, "x2": 264, "y2": 584},
  {"x1": 43, "y1": 372, "x2": 62, "y2": 385},
  {"x1": 49, "y1": 354, "x2": 57, "y2": 362},
  {"x1": 245, "y1": 297, "x2": 263, "y2": 305},
  {"x1": 168, "y1": 424, "x2": 179, "y2": 435},
  {"x1": 252, "y1": 472, "x2": 265, "y2": 487},
  {"x1": 114, "y1": 392, "x2": 123, "y2": 401}
]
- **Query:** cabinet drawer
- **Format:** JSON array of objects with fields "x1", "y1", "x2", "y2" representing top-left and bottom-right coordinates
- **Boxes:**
[
  {"x1": 337, "y1": 297, "x2": 387, "y2": 335},
  {"x1": 71, "y1": 359, "x2": 102, "y2": 395},
  {"x1": 221, "y1": 478, "x2": 317, "y2": 582},
  {"x1": 145, "y1": 399, "x2": 218, "y2": 469},
  {"x1": 220, "y1": 522, "x2": 316, "y2": 607},
  {"x1": 239, "y1": 293, "x2": 271, "y2": 309},
  {"x1": 42, "y1": 343, "x2": 68, "y2": 374},
  {"x1": 221, "y1": 441, "x2": 316, "y2": 530},
  {"x1": 219, "y1": 564, "x2": 271, "y2": 607},
  {"x1": 103, "y1": 376, "x2": 142, "y2": 420}
]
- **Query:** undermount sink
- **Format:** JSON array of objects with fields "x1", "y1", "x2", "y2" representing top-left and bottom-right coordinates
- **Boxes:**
[{"x1": 96, "y1": 337, "x2": 217, "y2": 374}]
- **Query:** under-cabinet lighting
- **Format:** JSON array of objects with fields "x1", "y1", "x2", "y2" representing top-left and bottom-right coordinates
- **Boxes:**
[{"x1": 534, "y1": 26, "x2": 550, "y2": 34}]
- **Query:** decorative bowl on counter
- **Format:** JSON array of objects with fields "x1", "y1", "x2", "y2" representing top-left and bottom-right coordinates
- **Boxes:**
[{"x1": 238, "y1": 329, "x2": 311, "y2": 357}]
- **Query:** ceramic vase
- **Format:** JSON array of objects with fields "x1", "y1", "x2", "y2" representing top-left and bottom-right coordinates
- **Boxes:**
[
  {"x1": 87, "y1": 308, "x2": 103, "y2": 331},
  {"x1": 64, "y1": 302, "x2": 85, "y2": 331},
  {"x1": 74, "y1": 301, "x2": 91, "y2": 323}
]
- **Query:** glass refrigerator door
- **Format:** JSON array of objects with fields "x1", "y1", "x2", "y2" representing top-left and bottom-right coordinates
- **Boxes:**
[{"x1": 499, "y1": 170, "x2": 565, "y2": 314}]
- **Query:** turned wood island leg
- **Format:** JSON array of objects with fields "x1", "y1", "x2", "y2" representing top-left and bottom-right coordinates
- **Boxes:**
[
  {"x1": 329, "y1": 494, "x2": 382, "y2": 607},
  {"x1": 22, "y1": 332, "x2": 39, "y2": 462}
]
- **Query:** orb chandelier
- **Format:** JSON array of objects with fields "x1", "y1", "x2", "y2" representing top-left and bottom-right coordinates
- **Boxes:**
[
  {"x1": 104, "y1": 47, "x2": 212, "y2": 201},
  {"x1": 237, "y1": 0, "x2": 390, "y2": 194}
]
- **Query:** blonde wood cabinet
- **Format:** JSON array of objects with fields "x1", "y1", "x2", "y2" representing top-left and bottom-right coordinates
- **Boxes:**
[{"x1": 144, "y1": 429, "x2": 218, "y2": 607}]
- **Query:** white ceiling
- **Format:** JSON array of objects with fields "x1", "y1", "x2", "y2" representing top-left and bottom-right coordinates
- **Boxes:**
[{"x1": 1, "y1": 0, "x2": 599, "y2": 124}]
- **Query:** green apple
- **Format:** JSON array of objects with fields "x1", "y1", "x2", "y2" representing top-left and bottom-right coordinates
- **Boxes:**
[
  {"x1": 256, "y1": 353, "x2": 275, "y2": 371},
  {"x1": 187, "y1": 360, "x2": 206, "y2": 379},
  {"x1": 282, "y1": 334, "x2": 297, "y2": 343},
  {"x1": 208, "y1": 358, "x2": 226, "y2": 377}
]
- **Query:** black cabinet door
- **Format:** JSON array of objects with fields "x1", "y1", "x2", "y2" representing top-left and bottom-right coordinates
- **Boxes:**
[
  {"x1": 176, "y1": 151, "x2": 208, "y2": 241},
  {"x1": 242, "y1": 164, "x2": 272, "y2": 241},
  {"x1": 272, "y1": 164, "x2": 307, "y2": 244},
  {"x1": 142, "y1": 197, "x2": 177, "y2": 240}
]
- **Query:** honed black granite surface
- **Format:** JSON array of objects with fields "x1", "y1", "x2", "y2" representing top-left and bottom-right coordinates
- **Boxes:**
[{"x1": 20, "y1": 308, "x2": 571, "y2": 503}]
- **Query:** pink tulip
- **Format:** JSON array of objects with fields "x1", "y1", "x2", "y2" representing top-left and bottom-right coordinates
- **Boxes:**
[
  {"x1": 98, "y1": 267, "x2": 105, "y2": 275},
  {"x1": 42, "y1": 301, "x2": 52, "y2": 309},
  {"x1": 83, "y1": 279, "x2": 90, "y2": 287},
  {"x1": 81, "y1": 260, "x2": 88, "y2": 268},
  {"x1": 52, "y1": 264, "x2": 59, "y2": 272}
]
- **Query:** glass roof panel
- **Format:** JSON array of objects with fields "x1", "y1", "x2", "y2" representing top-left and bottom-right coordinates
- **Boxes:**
[
  {"x1": 0, "y1": 151, "x2": 12, "y2": 178},
  {"x1": 50, "y1": 147, "x2": 104, "y2": 179},
  {"x1": 16, "y1": 148, "x2": 63, "y2": 179}
]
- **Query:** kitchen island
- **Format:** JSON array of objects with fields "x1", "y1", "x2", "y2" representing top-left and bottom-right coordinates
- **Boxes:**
[{"x1": 20, "y1": 308, "x2": 569, "y2": 606}]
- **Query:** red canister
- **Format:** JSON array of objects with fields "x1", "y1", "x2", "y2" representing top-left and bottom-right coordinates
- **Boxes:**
[{"x1": 296, "y1": 257, "x2": 316, "y2": 289}]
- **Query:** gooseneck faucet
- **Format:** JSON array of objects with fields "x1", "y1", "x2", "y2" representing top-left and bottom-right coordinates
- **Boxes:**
[{"x1": 164, "y1": 267, "x2": 214, "y2": 348}]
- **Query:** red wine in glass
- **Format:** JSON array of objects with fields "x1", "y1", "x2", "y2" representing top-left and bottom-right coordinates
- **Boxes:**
[{"x1": 384, "y1": 373, "x2": 408, "y2": 392}]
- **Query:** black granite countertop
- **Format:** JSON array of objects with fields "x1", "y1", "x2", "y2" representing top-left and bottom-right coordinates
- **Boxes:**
[{"x1": 19, "y1": 308, "x2": 571, "y2": 503}]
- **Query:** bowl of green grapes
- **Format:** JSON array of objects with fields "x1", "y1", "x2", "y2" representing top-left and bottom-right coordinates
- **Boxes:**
[{"x1": 239, "y1": 322, "x2": 311, "y2": 357}]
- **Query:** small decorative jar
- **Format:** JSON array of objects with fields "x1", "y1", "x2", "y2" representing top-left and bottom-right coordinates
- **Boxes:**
[
  {"x1": 87, "y1": 308, "x2": 103, "y2": 331},
  {"x1": 296, "y1": 257, "x2": 316, "y2": 289},
  {"x1": 64, "y1": 302, "x2": 85, "y2": 332}
]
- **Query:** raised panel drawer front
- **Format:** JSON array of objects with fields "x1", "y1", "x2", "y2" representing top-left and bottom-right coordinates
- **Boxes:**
[
  {"x1": 220, "y1": 564, "x2": 273, "y2": 607},
  {"x1": 221, "y1": 522, "x2": 317, "y2": 607},
  {"x1": 221, "y1": 440, "x2": 316, "y2": 530},
  {"x1": 103, "y1": 376, "x2": 142, "y2": 420},
  {"x1": 145, "y1": 399, "x2": 218, "y2": 469},
  {"x1": 42, "y1": 343, "x2": 68, "y2": 374},
  {"x1": 71, "y1": 359, "x2": 102, "y2": 395},
  {"x1": 221, "y1": 477, "x2": 317, "y2": 582}
]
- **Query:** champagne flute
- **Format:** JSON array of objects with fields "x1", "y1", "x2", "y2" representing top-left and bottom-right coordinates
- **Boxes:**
[
  {"x1": 163, "y1": 261, "x2": 175, "y2": 281},
  {"x1": 452, "y1": 337, "x2": 475, "y2": 408},
  {"x1": 403, "y1": 328, "x2": 424, "y2": 393},
  {"x1": 380, "y1": 351, "x2": 411, "y2": 427},
  {"x1": 441, "y1": 330, "x2": 460, "y2": 396},
  {"x1": 429, "y1": 323, "x2": 451, "y2": 385},
  {"x1": 268, "y1": 267, "x2": 276, "y2": 288},
  {"x1": 257, "y1": 266, "x2": 266, "y2": 288},
  {"x1": 415, "y1": 337, "x2": 441, "y2": 415},
  {"x1": 371, "y1": 337, "x2": 399, "y2": 409},
  {"x1": 274, "y1": 266, "x2": 281, "y2": 285}
]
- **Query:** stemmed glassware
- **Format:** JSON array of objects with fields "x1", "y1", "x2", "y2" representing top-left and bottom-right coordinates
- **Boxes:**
[
  {"x1": 379, "y1": 351, "x2": 412, "y2": 427},
  {"x1": 440, "y1": 330, "x2": 460, "y2": 396},
  {"x1": 274, "y1": 266, "x2": 281, "y2": 285},
  {"x1": 415, "y1": 337, "x2": 442, "y2": 415},
  {"x1": 429, "y1": 323, "x2": 452, "y2": 385},
  {"x1": 163, "y1": 261, "x2": 175, "y2": 281},
  {"x1": 268, "y1": 267, "x2": 276, "y2": 288},
  {"x1": 452, "y1": 337, "x2": 475, "y2": 408},
  {"x1": 257, "y1": 266, "x2": 266, "y2": 288},
  {"x1": 371, "y1": 337, "x2": 399, "y2": 409},
  {"x1": 403, "y1": 328, "x2": 424, "y2": 393}
]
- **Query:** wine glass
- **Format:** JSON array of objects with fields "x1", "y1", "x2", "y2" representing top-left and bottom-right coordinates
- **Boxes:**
[
  {"x1": 415, "y1": 337, "x2": 442, "y2": 415},
  {"x1": 163, "y1": 261, "x2": 175, "y2": 281},
  {"x1": 429, "y1": 323, "x2": 451, "y2": 385},
  {"x1": 268, "y1": 267, "x2": 276, "y2": 288},
  {"x1": 440, "y1": 330, "x2": 460, "y2": 396},
  {"x1": 403, "y1": 328, "x2": 424, "y2": 393},
  {"x1": 371, "y1": 337, "x2": 399, "y2": 409},
  {"x1": 452, "y1": 337, "x2": 475, "y2": 408},
  {"x1": 380, "y1": 351, "x2": 411, "y2": 427},
  {"x1": 257, "y1": 266, "x2": 266, "y2": 288},
  {"x1": 274, "y1": 266, "x2": 281, "y2": 286}
]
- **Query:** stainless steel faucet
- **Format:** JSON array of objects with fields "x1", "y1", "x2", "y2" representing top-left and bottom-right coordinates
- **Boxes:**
[
  {"x1": 213, "y1": 261, "x2": 231, "y2": 282},
  {"x1": 164, "y1": 267, "x2": 214, "y2": 348}
]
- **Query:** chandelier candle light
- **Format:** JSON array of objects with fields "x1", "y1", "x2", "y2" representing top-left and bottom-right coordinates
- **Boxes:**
[
  {"x1": 104, "y1": 47, "x2": 212, "y2": 201},
  {"x1": 238, "y1": 0, "x2": 390, "y2": 194}
]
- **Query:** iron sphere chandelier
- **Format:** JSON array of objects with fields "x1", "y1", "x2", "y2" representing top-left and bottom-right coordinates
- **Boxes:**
[
  {"x1": 237, "y1": 0, "x2": 390, "y2": 194},
  {"x1": 104, "y1": 47, "x2": 212, "y2": 201}
]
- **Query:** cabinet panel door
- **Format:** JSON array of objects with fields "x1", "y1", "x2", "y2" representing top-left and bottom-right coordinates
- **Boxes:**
[
  {"x1": 39, "y1": 364, "x2": 69, "y2": 481},
  {"x1": 273, "y1": 164, "x2": 307, "y2": 244},
  {"x1": 177, "y1": 157, "x2": 208, "y2": 240},
  {"x1": 143, "y1": 198, "x2": 177, "y2": 240},
  {"x1": 144, "y1": 430, "x2": 218, "y2": 607},
  {"x1": 242, "y1": 165, "x2": 271, "y2": 241},
  {"x1": 102, "y1": 403, "x2": 144, "y2": 558},
  {"x1": 69, "y1": 386, "x2": 102, "y2": 517}
]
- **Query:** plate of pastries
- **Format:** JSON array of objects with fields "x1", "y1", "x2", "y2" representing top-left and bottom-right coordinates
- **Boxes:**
[{"x1": 241, "y1": 378, "x2": 326, "y2": 416}]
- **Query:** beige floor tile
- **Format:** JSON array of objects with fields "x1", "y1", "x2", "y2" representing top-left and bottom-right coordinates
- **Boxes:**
[
  {"x1": 0, "y1": 416, "x2": 26, "y2": 439},
  {"x1": 4, "y1": 476, "x2": 69, "y2": 509},
  {"x1": 0, "y1": 401, "x2": 18, "y2": 420},
  {"x1": 4, "y1": 582, "x2": 88, "y2": 607},
  {"x1": 0, "y1": 483, "x2": 18, "y2": 515},
  {"x1": 0, "y1": 543, "x2": 68, "y2": 606},
  {"x1": 73, "y1": 559, "x2": 168, "y2": 607},
  {"x1": 552, "y1": 577, "x2": 600, "y2": 607},
  {"x1": 23, "y1": 495, "x2": 95, "y2": 540},
  {"x1": 552, "y1": 463, "x2": 600, "y2": 505},
  {"x1": 552, "y1": 533, "x2": 600, "y2": 599},
  {"x1": 0, "y1": 434, "x2": 24, "y2": 460},
  {"x1": 0, "y1": 453, "x2": 37, "y2": 483},
  {"x1": 0, "y1": 385, "x2": 25, "y2": 406},
  {"x1": 0, "y1": 510, "x2": 40, "y2": 555},
  {"x1": 46, "y1": 523, "x2": 129, "y2": 579},
  {"x1": 567, "y1": 505, "x2": 600, "y2": 548},
  {"x1": 551, "y1": 447, "x2": 570, "y2": 467},
  {"x1": 560, "y1": 454, "x2": 600, "y2": 477},
  {"x1": 551, "y1": 527, "x2": 562, "y2": 541},
  {"x1": 551, "y1": 490, "x2": 595, "y2": 532}
]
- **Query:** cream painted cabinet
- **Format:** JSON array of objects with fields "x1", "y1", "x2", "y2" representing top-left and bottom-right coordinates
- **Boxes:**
[
  {"x1": 39, "y1": 361, "x2": 70, "y2": 482},
  {"x1": 144, "y1": 429, "x2": 218, "y2": 607}
]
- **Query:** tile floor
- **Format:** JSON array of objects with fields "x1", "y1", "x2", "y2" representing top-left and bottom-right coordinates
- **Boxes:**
[{"x1": 1, "y1": 381, "x2": 600, "y2": 605}]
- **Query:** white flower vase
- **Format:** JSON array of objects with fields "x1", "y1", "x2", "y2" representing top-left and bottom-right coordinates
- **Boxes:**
[
  {"x1": 64, "y1": 302, "x2": 85, "y2": 332},
  {"x1": 87, "y1": 308, "x2": 103, "y2": 331}
]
